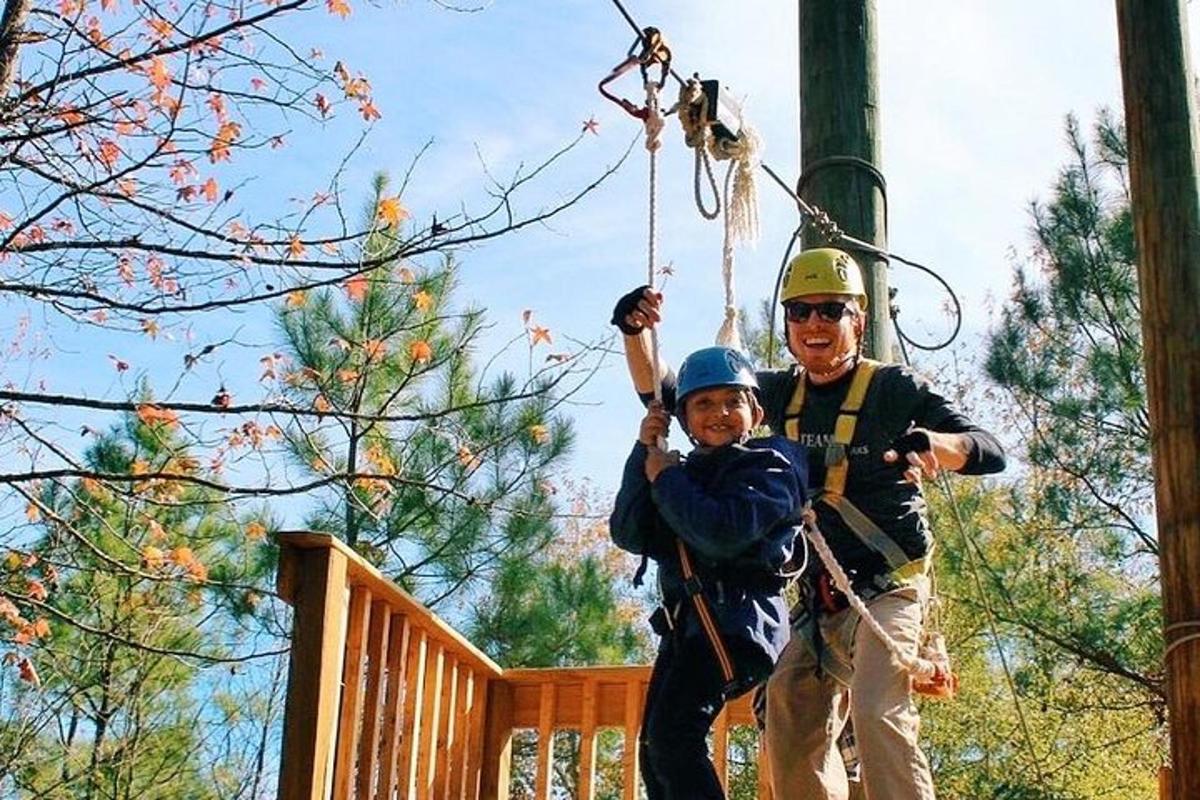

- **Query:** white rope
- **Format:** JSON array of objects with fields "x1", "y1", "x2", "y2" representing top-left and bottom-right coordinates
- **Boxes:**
[
  {"x1": 801, "y1": 506, "x2": 938, "y2": 682},
  {"x1": 723, "y1": 120, "x2": 761, "y2": 245},
  {"x1": 715, "y1": 163, "x2": 742, "y2": 350},
  {"x1": 643, "y1": 81, "x2": 665, "y2": 412}
]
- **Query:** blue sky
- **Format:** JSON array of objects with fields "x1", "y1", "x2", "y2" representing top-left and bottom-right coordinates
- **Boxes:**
[
  {"x1": 13, "y1": 1, "x2": 1198, "y2": 518},
  {"x1": 317, "y1": 0, "x2": 1191, "y2": 497}
]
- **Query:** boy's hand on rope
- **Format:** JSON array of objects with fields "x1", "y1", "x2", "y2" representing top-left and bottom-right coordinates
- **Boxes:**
[
  {"x1": 644, "y1": 445, "x2": 681, "y2": 482},
  {"x1": 638, "y1": 401, "x2": 671, "y2": 446},
  {"x1": 611, "y1": 285, "x2": 664, "y2": 335}
]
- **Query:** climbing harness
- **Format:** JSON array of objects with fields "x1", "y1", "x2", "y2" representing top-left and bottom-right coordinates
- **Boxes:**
[
  {"x1": 784, "y1": 359, "x2": 955, "y2": 695},
  {"x1": 675, "y1": 539, "x2": 738, "y2": 690}
]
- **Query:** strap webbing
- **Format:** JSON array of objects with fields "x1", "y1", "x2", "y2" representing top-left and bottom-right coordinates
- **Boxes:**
[{"x1": 675, "y1": 539, "x2": 736, "y2": 685}]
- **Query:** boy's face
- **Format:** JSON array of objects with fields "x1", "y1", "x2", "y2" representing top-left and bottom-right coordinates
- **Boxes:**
[{"x1": 683, "y1": 386, "x2": 763, "y2": 448}]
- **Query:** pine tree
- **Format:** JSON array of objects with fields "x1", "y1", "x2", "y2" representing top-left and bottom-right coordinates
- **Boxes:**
[
  {"x1": 0, "y1": 408, "x2": 278, "y2": 798},
  {"x1": 274, "y1": 174, "x2": 585, "y2": 609}
]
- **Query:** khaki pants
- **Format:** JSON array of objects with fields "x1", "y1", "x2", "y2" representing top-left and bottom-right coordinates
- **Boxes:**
[{"x1": 764, "y1": 587, "x2": 936, "y2": 800}]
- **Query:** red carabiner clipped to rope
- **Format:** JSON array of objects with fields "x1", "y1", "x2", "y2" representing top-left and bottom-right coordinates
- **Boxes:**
[{"x1": 598, "y1": 27, "x2": 672, "y2": 120}]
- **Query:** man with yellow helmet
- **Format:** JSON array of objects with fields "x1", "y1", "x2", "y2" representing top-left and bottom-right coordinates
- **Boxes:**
[{"x1": 611, "y1": 248, "x2": 1005, "y2": 800}]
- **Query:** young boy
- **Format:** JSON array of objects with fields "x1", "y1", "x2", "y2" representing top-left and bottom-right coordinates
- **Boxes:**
[{"x1": 609, "y1": 346, "x2": 808, "y2": 800}]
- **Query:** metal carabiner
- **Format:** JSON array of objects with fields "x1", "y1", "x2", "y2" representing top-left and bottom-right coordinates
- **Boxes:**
[{"x1": 598, "y1": 27, "x2": 672, "y2": 120}]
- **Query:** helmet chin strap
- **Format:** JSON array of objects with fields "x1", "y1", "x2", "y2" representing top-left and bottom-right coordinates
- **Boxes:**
[{"x1": 806, "y1": 350, "x2": 858, "y2": 379}]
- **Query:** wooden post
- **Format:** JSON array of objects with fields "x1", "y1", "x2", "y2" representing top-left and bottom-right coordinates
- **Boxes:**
[
  {"x1": 799, "y1": 0, "x2": 890, "y2": 361},
  {"x1": 1115, "y1": 3, "x2": 1200, "y2": 798},
  {"x1": 276, "y1": 544, "x2": 349, "y2": 800},
  {"x1": 479, "y1": 679, "x2": 513, "y2": 800}
]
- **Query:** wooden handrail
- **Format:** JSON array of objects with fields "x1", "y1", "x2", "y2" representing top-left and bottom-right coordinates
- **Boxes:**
[{"x1": 275, "y1": 533, "x2": 772, "y2": 800}]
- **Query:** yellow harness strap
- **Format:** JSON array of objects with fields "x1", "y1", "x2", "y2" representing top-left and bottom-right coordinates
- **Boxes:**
[{"x1": 784, "y1": 360, "x2": 927, "y2": 581}]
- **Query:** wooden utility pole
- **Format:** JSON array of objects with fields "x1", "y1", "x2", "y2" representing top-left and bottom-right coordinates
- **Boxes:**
[
  {"x1": 1115, "y1": 2, "x2": 1200, "y2": 799},
  {"x1": 799, "y1": 0, "x2": 890, "y2": 361}
]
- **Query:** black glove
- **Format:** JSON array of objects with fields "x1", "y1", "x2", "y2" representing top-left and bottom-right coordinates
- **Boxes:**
[
  {"x1": 610, "y1": 285, "x2": 652, "y2": 336},
  {"x1": 886, "y1": 429, "x2": 932, "y2": 458}
]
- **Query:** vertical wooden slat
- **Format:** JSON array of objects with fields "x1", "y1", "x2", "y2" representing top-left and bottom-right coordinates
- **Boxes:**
[
  {"x1": 276, "y1": 544, "x2": 349, "y2": 800},
  {"x1": 447, "y1": 666, "x2": 472, "y2": 800},
  {"x1": 433, "y1": 659, "x2": 459, "y2": 799},
  {"x1": 621, "y1": 679, "x2": 642, "y2": 800},
  {"x1": 533, "y1": 682, "x2": 557, "y2": 800},
  {"x1": 415, "y1": 644, "x2": 446, "y2": 798},
  {"x1": 712, "y1": 708, "x2": 729, "y2": 790},
  {"x1": 356, "y1": 600, "x2": 392, "y2": 799},
  {"x1": 400, "y1": 629, "x2": 430, "y2": 799},
  {"x1": 577, "y1": 679, "x2": 598, "y2": 800},
  {"x1": 468, "y1": 675, "x2": 499, "y2": 800},
  {"x1": 378, "y1": 615, "x2": 411, "y2": 800},
  {"x1": 334, "y1": 585, "x2": 372, "y2": 799},
  {"x1": 757, "y1": 733, "x2": 772, "y2": 800},
  {"x1": 1162, "y1": 765, "x2": 1174, "y2": 800}
]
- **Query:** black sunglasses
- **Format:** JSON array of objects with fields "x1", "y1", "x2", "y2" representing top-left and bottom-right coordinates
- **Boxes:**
[{"x1": 784, "y1": 300, "x2": 853, "y2": 323}]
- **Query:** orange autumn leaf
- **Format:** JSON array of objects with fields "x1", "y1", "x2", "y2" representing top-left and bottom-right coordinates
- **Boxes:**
[
  {"x1": 142, "y1": 545, "x2": 165, "y2": 569},
  {"x1": 313, "y1": 394, "x2": 332, "y2": 413},
  {"x1": 25, "y1": 503, "x2": 40, "y2": 523},
  {"x1": 0, "y1": 597, "x2": 20, "y2": 625},
  {"x1": 409, "y1": 340, "x2": 432, "y2": 364},
  {"x1": 141, "y1": 318, "x2": 159, "y2": 339},
  {"x1": 376, "y1": 195, "x2": 409, "y2": 228},
  {"x1": 412, "y1": 290, "x2": 433, "y2": 311},
  {"x1": 336, "y1": 369, "x2": 359, "y2": 384},
  {"x1": 26, "y1": 579, "x2": 48, "y2": 602},
  {"x1": 147, "y1": 56, "x2": 171, "y2": 92},
  {"x1": 326, "y1": 0, "x2": 351, "y2": 17},
  {"x1": 17, "y1": 657, "x2": 40, "y2": 687},
  {"x1": 529, "y1": 325, "x2": 552, "y2": 346},
  {"x1": 396, "y1": 266, "x2": 415, "y2": 284},
  {"x1": 244, "y1": 521, "x2": 267, "y2": 541},
  {"x1": 362, "y1": 339, "x2": 387, "y2": 360},
  {"x1": 209, "y1": 121, "x2": 241, "y2": 163},
  {"x1": 136, "y1": 404, "x2": 179, "y2": 429},
  {"x1": 529, "y1": 424, "x2": 551, "y2": 445},
  {"x1": 286, "y1": 235, "x2": 305, "y2": 259},
  {"x1": 359, "y1": 99, "x2": 381, "y2": 122},
  {"x1": 117, "y1": 177, "x2": 137, "y2": 197},
  {"x1": 343, "y1": 273, "x2": 368, "y2": 301},
  {"x1": 201, "y1": 177, "x2": 219, "y2": 203},
  {"x1": 457, "y1": 445, "x2": 480, "y2": 470},
  {"x1": 285, "y1": 290, "x2": 307, "y2": 308},
  {"x1": 146, "y1": 18, "x2": 173, "y2": 41},
  {"x1": 97, "y1": 139, "x2": 120, "y2": 168},
  {"x1": 31, "y1": 618, "x2": 50, "y2": 639},
  {"x1": 314, "y1": 93, "x2": 331, "y2": 117}
]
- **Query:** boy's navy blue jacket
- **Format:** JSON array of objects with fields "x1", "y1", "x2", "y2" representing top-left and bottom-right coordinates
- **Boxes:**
[{"x1": 610, "y1": 435, "x2": 808, "y2": 686}]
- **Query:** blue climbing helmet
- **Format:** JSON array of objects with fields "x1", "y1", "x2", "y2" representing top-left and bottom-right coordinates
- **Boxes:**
[{"x1": 674, "y1": 346, "x2": 759, "y2": 426}]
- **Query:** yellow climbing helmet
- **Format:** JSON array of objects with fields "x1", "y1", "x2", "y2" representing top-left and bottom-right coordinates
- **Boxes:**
[{"x1": 780, "y1": 248, "x2": 868, "y2": 309}]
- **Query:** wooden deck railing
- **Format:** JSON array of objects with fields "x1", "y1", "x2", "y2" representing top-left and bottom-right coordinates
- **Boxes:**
[{"x1": 275, "y1": 533, "x2": 772, "y2": 800}]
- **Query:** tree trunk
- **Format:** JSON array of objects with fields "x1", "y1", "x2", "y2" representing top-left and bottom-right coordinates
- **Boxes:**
[{"x1": 1114, "y1": 2, "x2": 1200, "y2": 798}]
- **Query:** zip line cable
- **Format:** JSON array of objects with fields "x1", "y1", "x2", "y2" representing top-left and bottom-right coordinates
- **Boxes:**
[{"x1": 605, "y1": 0, "x2": 964, "y2": 353}]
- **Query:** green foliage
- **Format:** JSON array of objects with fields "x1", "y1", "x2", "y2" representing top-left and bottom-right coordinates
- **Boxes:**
[
  {"x1": 275, "y1": 173, "x2": 581, "y2": 610},
  {"x1": 0, "y1": 412, "x2": 279, "y2": 798},
  {"x1": 922, "y1": 481, "x2": 1162, "y2": 800},
  {"x1": 981, "y1": 111, "x2": 1162, "y2": 706}
]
